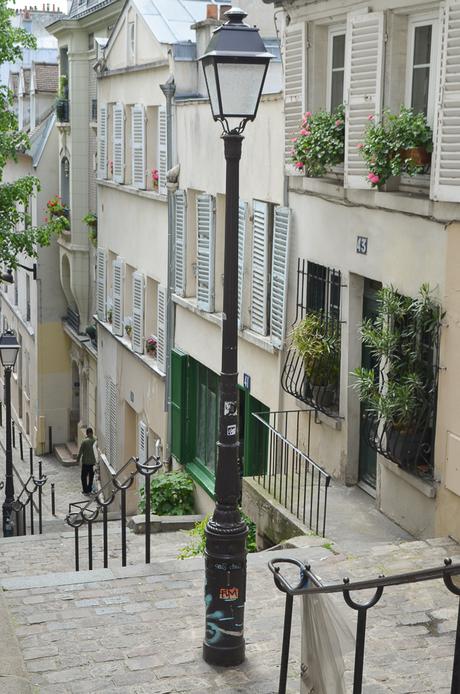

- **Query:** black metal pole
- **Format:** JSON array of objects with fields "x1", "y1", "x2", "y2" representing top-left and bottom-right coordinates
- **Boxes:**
[
  {"x1": 51, "y1": 483, "x2": 56, "y2": 516},
  {"x1": 278, "y1": 594, "x2": 294, "y2": 694},
  {"x1": 2, "y1": 368, "x2": 15, "y2": 536},
  {"x1": 12, "y1": 420, "x2": 15, "y2": 448},
  {"x1": 19, "y1": 432, "x2": 23, "y2": 461},
  {"x1": 451, "y1": 600, "x2": 460, "y2": 694},
  {"x1": 203, "y1": 133, "x2": 247, "y2": 667},
  {"x1": 48, "y1": 426, "x2": 52, "y2": 455},
  {"x1": 103, "y1": 505, "x2": 108, "y2": 569},
  {"x1": 30, "y1": 486, "x2": 34, "y2": 536},
  {"x1": 88, "y1": 521, "x2": 93, "y2": 571},
  {"x1": 0, "y1": 401, "x2": 3, "y2": 427},
  {"x1": 145, "y1": 475, "x2": 151, "y2": 564},
  {"x1": 29, "y1": 447, "x2": 33, "y2": 476},
  {"x1": 38, "y1": 461, "x2": 43, "y2": 535},
  {"x1": 121, "y1": 487, "x2": 127, "y2": 567},
  {"x1": 75, "y1": 526, "x2": 79, "y2": 572}
]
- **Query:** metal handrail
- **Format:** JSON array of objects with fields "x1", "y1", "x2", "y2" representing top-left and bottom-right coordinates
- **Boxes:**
[{"x1": 269, "y1": 556, "x2": 460, "y2": 694}]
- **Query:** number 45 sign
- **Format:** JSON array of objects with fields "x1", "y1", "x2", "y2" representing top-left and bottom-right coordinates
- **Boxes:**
[{"x1": 356, "y1": 236, "x2": 368, "y2": 255}]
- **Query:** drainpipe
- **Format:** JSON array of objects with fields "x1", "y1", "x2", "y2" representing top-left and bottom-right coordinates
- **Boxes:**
[{"x1": 160, "y1": 76, "x2": 176, "y2": 472}]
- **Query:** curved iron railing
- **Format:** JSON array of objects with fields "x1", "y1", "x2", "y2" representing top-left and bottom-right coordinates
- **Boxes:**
[
  {"x1": 12, "y1": 461, "x2": 47, "y2": 536},
  {"x1": 269, "y1": 556, "x2": 460, "y2": 694},
  {"x1": 66, "y1": 454, "x2": 162, "y2": 571}
]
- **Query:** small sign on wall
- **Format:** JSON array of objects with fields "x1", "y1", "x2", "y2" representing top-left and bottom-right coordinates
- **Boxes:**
[
  {"x1": 356, "y1": 236, "x2": 368, "y2": 255},
  {"x1": 243, "y1": 373, "x2": 251, "y2": 391}
]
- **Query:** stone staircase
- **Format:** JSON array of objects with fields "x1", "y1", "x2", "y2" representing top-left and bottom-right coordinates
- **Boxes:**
[{"x1": 53, "y1": 442, "x2": 78, "y2": 467}]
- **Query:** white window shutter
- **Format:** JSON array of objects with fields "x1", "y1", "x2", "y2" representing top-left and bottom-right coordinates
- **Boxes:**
[
  {"x1": 109, "y1": 379, "x2": 118, "y2": 468},
  {"x1": 132, "y1": 104, "x2": 145, "y2": 189},
  {"x1": 344, "y1": 11, "x2": 385, "y2": 189},
  {"x1": 284, "y1": 23, "x2": 306, "y2": 174},
  {"x1": 250, "y1": 200, "x2": 270, "y2": 336},
  {"x1": 270, "y1": 207, "x2": 291, "y2": 348},
  {"x1": 98, "y1": 104, "x2": 108, "y2": 179},
  {"x1": 96, "y1": 248, "x2": 106, "y2": 321},
  {"x1": 175, "y1": 189, "x2": 187, "y2": 296},
  {"x1": 157, "y1": 285, "x2": 167, "y2": 374},
  {"x1": 112, "y1": 103, "x2": 125, "y2": 184},
  {"x1": 112, "y1": 257, "x2": 124, "y2": 336},
  {"x1": 158, "y1": 106, "x2": 167, "y2": 195},
  {"x1": 196, "y1": 194, "x2": 215, "y2": 313},
  {"x1": 238, "y1": 200, "x2": 247, "y2": 329},
  {"x1": 138, "y1": 421, "x2": 148, "y2": 464},
  {"x1": 132, "y1": 271, "x2": 145, "y2": 354},
  {"x1": 432, "y1": 1, "x2": 460, "y2": 201}
]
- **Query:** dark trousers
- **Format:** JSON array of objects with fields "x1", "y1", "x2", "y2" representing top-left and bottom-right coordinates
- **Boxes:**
[{"x1": 81, "y1": 464, "x2": 95, "y2": 493}]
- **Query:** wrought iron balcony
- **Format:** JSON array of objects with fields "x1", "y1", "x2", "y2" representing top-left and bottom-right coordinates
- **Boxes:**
[
  {"x1": 66, "y1": 306, "x2": 80, "y2": 334},
  {"x1": 55, "y1": 98, "x2": 69, "y2": 123}
]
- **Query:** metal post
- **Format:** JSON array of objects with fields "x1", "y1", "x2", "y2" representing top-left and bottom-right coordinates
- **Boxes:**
[
  {"x1": 48, "y1": 426, "x2": 52, "y2": 455},
  {"x1": 22, "y1": 504, "x2": 26, "y2": 536},
  {"x1": 88, "y1": 521, "x2": 93, "y2": 571},
  {"x1": 203, "y1": 133, "x2": 247, "y2": 667},
  {"x1": 2, "y1": 368, "x2": 15, "y2": 536},
  {"x1": 30, "y1": 487, "x2": 34, "y2": 536},
  {"x1": 121, "y1": 487, "x2": 127, "y2": 567},
  {"x1": 51, "y1": 483, "x2": 56, "y2": 516},
  {"x1": 74, "y1": 526, "x2": 79, "y2": 572},
  {"x1": 29, "y1": 447, "x2": 33, "y2": 477},
  {"x1": 278, "y1": 594, "x2": 294, "y2": 694},
  {"x1": 12, "y1": 419, "x2": 15, "y2": 448},
  {"x1": 19, "y1": 432, "x2": 23, "y2": 461},
  {"x1": 0, "y1": 401, "x2": 3, "y2": 427},
  {"x1": 145, "y1": 475, "x2": 151, "y2": 564},
  {"x1": 38, "y1": 461, "x2": 43, "y2": 534},
  {"x1": 103, "y1": 505, "x2": 108, "y2": 569}
]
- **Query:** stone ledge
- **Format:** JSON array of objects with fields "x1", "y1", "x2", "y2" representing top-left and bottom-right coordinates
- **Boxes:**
[
  {"x1": 379, "y1": 456, "x2": 437, "y2": 498},
  {"x1": 128, "y1": 514, "x2": 204, "y2": 534}
]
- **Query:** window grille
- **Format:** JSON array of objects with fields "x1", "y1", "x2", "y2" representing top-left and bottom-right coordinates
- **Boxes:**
[{"x1": 281, "y1": 259, "x2": 342, "y2": 416}]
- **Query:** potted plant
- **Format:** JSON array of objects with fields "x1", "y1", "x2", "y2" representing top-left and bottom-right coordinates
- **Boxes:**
[
  {"x1": 146, "y1": 336, "x2": 157, "y2": 357},
  {"x1": 46, "y1": 196, "x2": 70, "y2": 232},
  {"x1": 151, "y1": 168, "x2": 159, "y2": 192},
  {"x1": 83, "y1": 213, "x2": 97, "y2": 247},
  {"x1": 291, "y1": 105, "x2": 345, "y2": 177},
  {"x1": 107, "y1": 307, "x2": 113, "y2": 324},
  {"x1": 360, "y1": 107, "x2": 432, "y2": 189},
  {"x1": 352, "y1": 285, "x2": 441, "y2": 469},
  {"x1": 291, "y1": 312, "x2": 340, "y2": 407},
  {"x1": 124, "y1": 318, "x2": 132, "y2": 338}
]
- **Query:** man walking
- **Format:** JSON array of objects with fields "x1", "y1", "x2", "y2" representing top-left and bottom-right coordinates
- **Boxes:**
[{"x1": 77, "y1": 427, "x2": 97, "y2": 495}]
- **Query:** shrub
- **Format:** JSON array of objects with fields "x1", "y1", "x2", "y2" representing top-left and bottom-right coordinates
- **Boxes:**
[
  {"x1": 138, "y1": 470, "x2": 195, "y2": 516},
  {"x1": 178, "y1": 512, "x2": 257, "y2": 559}
]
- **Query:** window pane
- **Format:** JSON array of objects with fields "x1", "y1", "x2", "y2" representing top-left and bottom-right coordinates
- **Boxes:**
[
  {"x1": 332, "y1": 34, "x2": 345, "y2": 69},
  {"x1": 197, "y1": 379, "x2": 207, "y2": 463},
  {"x1": 413, "y1": 25, "x2": 432, "y2": 66},
  {"x1": 331, "y1": 71, "x2": 344, "y2": 111},
  {"x1": 411, "y1": 66, "x2": 430, "y2": 116}
]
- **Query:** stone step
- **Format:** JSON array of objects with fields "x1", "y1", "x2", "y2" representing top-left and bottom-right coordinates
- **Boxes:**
[
  {"x1": 53, "y1": 444, "x2": 78, "y2": 467},
  {"x1": 66, "y1": 441, "x2": 79, "y2": 459}
]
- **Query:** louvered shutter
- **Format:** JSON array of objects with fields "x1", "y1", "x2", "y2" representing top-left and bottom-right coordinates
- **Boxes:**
[
  {"x1": 270, "y1": 207, "x2": 291, "y2": 348},
  {"x1": 250, "y1": 200, "x2": 270, "y2": 335},
  {"x1": 175, "y1": 190, "x2": 187, "y2": 296},
  {"x1": 138, "y1": 421, "x2": 148, "y2": 464},
  {"x1": 105, "y1": 378, "x2": 111, "y2": 454},
  {"x1": 109, "y1": 379, "x2": 118, "y2": 468},
  {"x1": 132, "y1": 104, "x2": 145, "y2": 189},
  {"x1": 112, "y1": 103, "x2": 125, "y2": 183},
  {"x1": 96, "y1": 248, "x2": 106, "y2": 321},
  {"x1": 196, "y1": 194, "x2": 215, "y2": 312},
  {"x1": 98, "y1": 104, "x2": 108, "y2": 179},
  {"x1": 432, "y1": 1, "x2": 460, "y2": 201},
  {"x1": 112, "y1": 258, "x2": 124, "y2": 336},
  {"x1": 344, "y1": 11, "x2": 385, "y2": 188},
  {"x1": 158, "y1": 106, "x2": 167, "y2": 195},
  {"x1": 284, "y1": 23, "x2": 306, "y2": 173},
  {"x1": 157, "y1": 285, "x2": 167, "y2": 374},
  {"x1": 132, "y1": 271, "x2": 144, "y2": 354},
  {"x1": 238, "y1": 200, "x2": 247, "y2": 329}
]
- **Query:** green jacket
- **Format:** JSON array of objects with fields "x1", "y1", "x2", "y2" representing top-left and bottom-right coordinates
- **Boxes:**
[{"x1": 77, "y1": 436, "x2": 96, "y2": 466}]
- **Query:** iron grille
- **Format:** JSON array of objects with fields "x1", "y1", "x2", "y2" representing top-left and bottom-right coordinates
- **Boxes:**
[
  {"x1": 281, "y1": 259, "x2": 342, "y2": 416},
  {"x1": 66, "y1": 306, "x2": 80, "y2": 334}
]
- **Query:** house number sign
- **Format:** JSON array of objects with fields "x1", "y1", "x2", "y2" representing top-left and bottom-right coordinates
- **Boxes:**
[{"x1": 356, "y1": 236, "x2": 368, "y2": 255}]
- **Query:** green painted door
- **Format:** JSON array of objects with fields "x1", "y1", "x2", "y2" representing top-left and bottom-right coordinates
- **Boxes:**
[
  {"x1": 358, "y1": 280, "x2": 380, "y2": 489},
  {"x1": 239, "y1": 390, "x2": 269, "y2": 477}
]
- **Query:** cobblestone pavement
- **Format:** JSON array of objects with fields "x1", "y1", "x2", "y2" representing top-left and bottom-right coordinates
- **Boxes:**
[{"x1": 1, "y1": 537, "x2": 460, "y2": 693}]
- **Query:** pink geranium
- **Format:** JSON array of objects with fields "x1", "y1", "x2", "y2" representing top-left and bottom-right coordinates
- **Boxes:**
[
  {"x1": 357, "y1": 143, "x2": 364, "y2": 149},
  {"x1": 291, "y1": 137, "x2": 297, "y2": 143},
  {"x1": 300, "y1": 128, "x2": 310, "y2": 136},
  {"x1": 295, "y1": 161, "x2": 304, "y2": 169},
  {"x1": 367, "y1": 173, "x2": 380, "y2": 184},
  {"x1": 367, "y1": 114, "x2": 374, "y2": 121},
  {"x1": 335, "y1": 120, "x2": 343, "y2": 127}
]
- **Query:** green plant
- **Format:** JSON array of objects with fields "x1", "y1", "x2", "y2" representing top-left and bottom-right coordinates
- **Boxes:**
[
  {"x1": 291, "y1": 105, "x2": 345, "y2": 177},
  {"x1": 352, "y1": 284, "x2": 441, "y2": 430},
  {"x1": 138, "y1": 470, "x2": 194, "y2": 516},
  {"x1": 83, "y1": 212, "x2": 97, "y2": 227},
  {"x1": 361, "y1": 107, "x2": 433, "y2": 188},
  {"x1": 178, "y1": 512, "x2": 257, "y2": 559},
  {"x1": 291, "y1": 312, "x2": 340, "y2": 385},
  {"x1": 107, "y1": 307, "x2": 112, "y2": 323},
  {"x1": 58, "y1": 74, "x2": 67, "y2": 99}
]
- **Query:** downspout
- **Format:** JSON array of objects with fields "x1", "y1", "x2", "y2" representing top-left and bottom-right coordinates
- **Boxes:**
[{"x1": 160, "y1": 76, "x2": 176, "y2": 472}]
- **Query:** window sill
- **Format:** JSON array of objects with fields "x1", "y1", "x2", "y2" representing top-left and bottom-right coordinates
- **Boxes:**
[
  {"x1": 97, "y1": 178, "x2": 167, "y2": 202},
  {"x1": 378, "y1": 455, "x2": 437, "y2": 499},
  {"x1": 186, "y1": 460, "x2": 215, "y2": 498},
  {"x1": 95, "y1": 317, "x2": 165, "y2": 379},
  {"x1": 172, "y1": 294, "x2": 277, "y2": 354}
]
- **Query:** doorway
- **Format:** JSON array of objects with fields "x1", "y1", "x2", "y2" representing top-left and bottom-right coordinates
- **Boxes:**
[{"x1": 358, "y1": 279, "x2": 381, "y2": 492}]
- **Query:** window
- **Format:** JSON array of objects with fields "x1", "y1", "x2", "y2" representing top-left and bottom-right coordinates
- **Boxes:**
[
  {"x1": 328, "y1": 29, "x2": 346, "y2": 112},
  {"x1": 196, "y1": 364, "x2": 219, "y2": 475},
  {"x1": 91, "y1": 98, "x2": 97, "y2": 122},
  {"x1": 406, "y1": 17, "x2": 438, "y2": 124},
  {"x1": 88, "y1": 33, "x2": 94, "y2": 50},
  {"x1": 306, "y1": 261, "x2": 340, "y2": 320},
  {"x1": 128, "y1": 21, "x2": 135, "y2": 63}
]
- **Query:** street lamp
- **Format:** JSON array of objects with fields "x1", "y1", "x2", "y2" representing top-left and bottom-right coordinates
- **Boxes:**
[
  {"x1": 200, "y1": 7, "x2": 272, "y2": 667},
  {"x1": 0, "y1": 330, "x2": 21, "y2": 536}
]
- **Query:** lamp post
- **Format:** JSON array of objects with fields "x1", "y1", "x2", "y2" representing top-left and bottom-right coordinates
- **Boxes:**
[
  {"x1": 200, "y1": 7, "x2": 272, "y2": 667},
  {"x1": 0, "y1": 330, "x2": 21, "y2": 537}
]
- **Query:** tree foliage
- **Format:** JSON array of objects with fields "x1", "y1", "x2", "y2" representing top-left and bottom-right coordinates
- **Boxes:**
[{"x1": 0, "y1": 0, "x2": 60, "y2": 270}]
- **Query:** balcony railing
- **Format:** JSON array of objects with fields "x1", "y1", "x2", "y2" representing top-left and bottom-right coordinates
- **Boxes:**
[
  {"x1": 66, "y1": 307, "x2": 80, "y2": 334},
  {"x1": 55, "y1": 98, "x2": 69, "y2": 123},
  {"x1": 251, "y1": 410, "x2": 331, "y2": 536}
]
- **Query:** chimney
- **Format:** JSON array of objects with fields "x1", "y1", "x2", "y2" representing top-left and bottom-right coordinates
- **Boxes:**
[
  {"x1": 206, "y1": 4, "x2": 218, "y2": 20},
  {"x1": 219, "y1": 5, "x2": 232, "y2": 19}
]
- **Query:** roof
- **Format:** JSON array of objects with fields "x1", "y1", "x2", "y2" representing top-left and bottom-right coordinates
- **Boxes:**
[
  {"x1": 33, "y1": 63, "x2": 59, "y2": 93},
  {"x1": 133, "y1": 0, "x2": 228, "y2": 43},
  {"x1": 28, "y1": 110, "x2": 56, "y2": 167}
]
